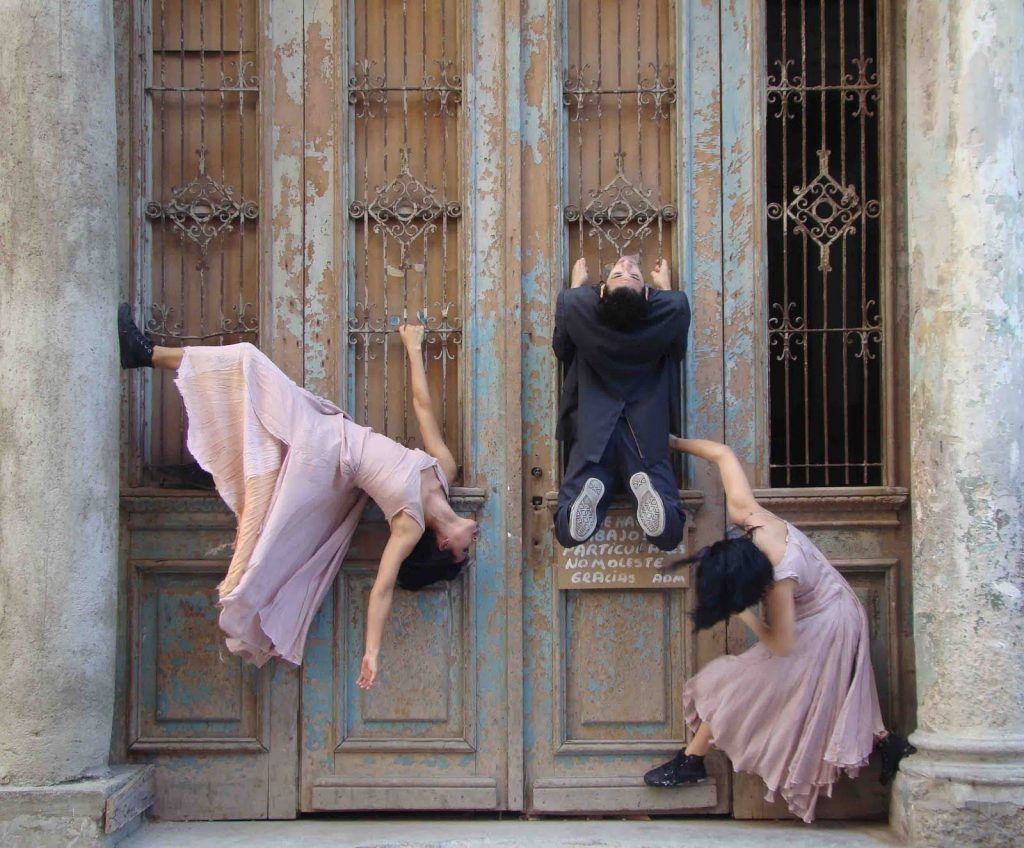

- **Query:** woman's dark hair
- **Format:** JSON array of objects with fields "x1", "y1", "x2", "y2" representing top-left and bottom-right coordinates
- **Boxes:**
[
  {"x1": 396, "y1": 529, "x2": 468, "y2": 591},
  {"x1": 668, "y1": 530, "x2": 774, "y2": 630},
  {"x1": 595, "y1": 286, "x2": 650, "y2": 331}
]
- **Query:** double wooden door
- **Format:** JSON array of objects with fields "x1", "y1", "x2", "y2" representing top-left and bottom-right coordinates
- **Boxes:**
[{"x1": 119, "y1": 0, "x2": 911, "y2": 820}]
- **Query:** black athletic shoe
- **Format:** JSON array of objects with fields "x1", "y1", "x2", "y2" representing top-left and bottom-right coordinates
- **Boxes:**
[
  {"x1": 643, "y1": 751, "x2": 707, "y2": 787},
  {"x1": 118, "y1": 302, "x2": 154, "y2": 369},
  {"x1": 877, "y1": 733, "x2": 916, "y2": 785}
]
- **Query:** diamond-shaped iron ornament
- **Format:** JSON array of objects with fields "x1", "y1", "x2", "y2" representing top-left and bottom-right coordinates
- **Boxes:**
[
  {"x1": 145, "y1": 147, "x2": 258, "y2": 255},
  {"x1": 349, "y1": 147, "x2": 461, "y2": 273},
  {"x1": 564, "y1": 152, "x2": 677, "y2": 253},
  {"x1": 777, "y1": 149, "x2": 878, "y2": 272}
]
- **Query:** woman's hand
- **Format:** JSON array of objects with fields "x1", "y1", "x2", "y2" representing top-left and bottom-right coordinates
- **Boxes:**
[
  {"x1": 357, "y1": 652, "x2": 379, "y2": 689},
  {"x1": 398, "y1": 322, "x2": 425, "y2": 351}
]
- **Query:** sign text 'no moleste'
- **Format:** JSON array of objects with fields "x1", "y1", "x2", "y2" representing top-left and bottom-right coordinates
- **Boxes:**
[{"x1": 556, "y1": 511, "x2": 689, "y2": 589}]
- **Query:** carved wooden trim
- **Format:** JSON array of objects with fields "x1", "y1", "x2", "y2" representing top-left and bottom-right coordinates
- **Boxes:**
[
  {"x1": 752, "y1": 486, "x2": 908, "y2": 527},
  {"x1": 336, "y1": 737, "x2": 476, "y2": 755},
  {"x1": 121, "y1": 486, "x2": 487, "y2": 518},
  {"x1": 128, "y1": 560, "x2": 270, "y2": 755},
  {"x1": 309, "y1": 777, "x2": 499, "y2": 811},
  {"x1": 128, "y1": 738, "x2": 268, "y2": 754},
  {"x1": 542, "y1": 489, "x2": 705, "y2": 513},
  {"x1": 832, "y1": 558, "x2": 901, "y2": 725},
  {"x1": 555, "y1": 739, "x2": 687, "y2": 757},
  {"x1": 530, "y1": 776, "x2": 717, "y2": 813}
]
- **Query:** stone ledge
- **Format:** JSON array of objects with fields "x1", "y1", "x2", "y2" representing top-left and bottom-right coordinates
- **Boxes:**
[{"x1": 0, "y1": 765, "x2": 154, "y2": 848}]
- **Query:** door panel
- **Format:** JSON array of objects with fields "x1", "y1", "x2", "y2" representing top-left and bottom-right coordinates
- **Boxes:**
[{"x1": 297, "y1": 0, "x2": 517, "y2": 811}]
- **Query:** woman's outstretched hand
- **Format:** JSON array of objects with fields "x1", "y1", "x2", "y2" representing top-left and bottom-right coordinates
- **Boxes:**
[
  {"x1": 357, "y1": 653, "x2": 379, "y2": 689},
  {"x1": 398, "y1": 322, "x2": 425, "y2": 350}
]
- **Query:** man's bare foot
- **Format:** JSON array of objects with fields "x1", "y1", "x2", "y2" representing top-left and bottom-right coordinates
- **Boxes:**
[
  {"x1": 571, "y1": 257, "x2": 590, "y2": 289},
  {"x1": 650, "y1": 258, "x2": 671, "y2": 291}
]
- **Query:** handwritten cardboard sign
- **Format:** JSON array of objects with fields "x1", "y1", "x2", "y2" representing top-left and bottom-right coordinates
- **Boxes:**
[{"x1": 556, "y1": 511, "x2": 690, "y2": 589}]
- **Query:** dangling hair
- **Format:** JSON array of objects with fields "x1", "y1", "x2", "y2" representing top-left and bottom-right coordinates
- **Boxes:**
[
  {"x1": 667, "y1": 528, "x2": 774, "y2": 630},
  {"x1": 594, "y1": 285, "x2": 650, "y2": 331},
  {"x1": 396, "y1": 529, "x2": 468, "y2": 591}
]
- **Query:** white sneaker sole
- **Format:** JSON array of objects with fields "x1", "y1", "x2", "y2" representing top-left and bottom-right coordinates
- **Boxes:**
[
  {"x1": 569, "y1": 477, "x2": 605, "y2": 542},
  {"x1": 630, "y1": 471, "x2": 666, "y2": 537}
]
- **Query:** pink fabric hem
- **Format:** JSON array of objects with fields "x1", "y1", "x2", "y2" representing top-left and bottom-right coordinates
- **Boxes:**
[{"x1": 683, "y1": 693, "x2": 873, "y2": 823}]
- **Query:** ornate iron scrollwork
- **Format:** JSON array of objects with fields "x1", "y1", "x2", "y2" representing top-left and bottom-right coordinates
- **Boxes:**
[
  {"x1": 145, "y1": 147, "x2": 258, "y2": 256},
  {"x1": 349, "y1": 147, "x2": 462, "y2": 274},
  {"x1": 348, "y1": 302, "x2": 463, "y2": 361},
  {"x1": 563, "y1": 63, "x2": 676, "y2": 121},
  {"x1": 564, "y1": 152, "x2": 676, "y2": 254},
  {"x1": 768, "y1": 149, "x2": 880, "y2": 272},
  {"x1": 768, "y1": 301, "x2": 806, "y2": 363},
  {"x1": 145, "y1": 297, "x2": 258, "y2": 343},
  {"x1": 349, "y1": 58, "x2": 462, "y2": 119}
]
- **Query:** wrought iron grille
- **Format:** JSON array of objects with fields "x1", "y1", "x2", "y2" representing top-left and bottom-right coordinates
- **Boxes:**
[
  {"x1": 564, "y1": 0, "x2": 677, "y2": 275},
  {"x1": 348, "y1": 0, "x2": 464, "y2": 465},
  {"x1": 765, "y1": 0, "x2": 884, "y2": 487},
  {"x1": 142, "y1": 0, "x2": 261, "y2": 477}
]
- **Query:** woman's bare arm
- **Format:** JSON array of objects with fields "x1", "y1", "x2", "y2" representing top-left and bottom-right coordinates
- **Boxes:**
[
  {"x1": 398, "y1": 323, "x2": 458, "y2": 482},
  {"x1": 668, "y1": 436, "x2": 788, "y2": 563},
  {"x1": 668, "y1": 437, "x2": 759, "y2": 522},
  {"x1": 357, "y1": 511, "x2": 422, "y2": 690},
  {"x1": 737, "y1": 578, "x2": 796, "y2": 656}
]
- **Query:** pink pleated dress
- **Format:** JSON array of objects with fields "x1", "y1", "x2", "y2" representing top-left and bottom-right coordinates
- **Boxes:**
[
  {"x1": 682, "y1": 522, "x2": 885, "y2": 822},
  {"x1": 174, "y1": 342, "x2": 448, "y2": 667}
]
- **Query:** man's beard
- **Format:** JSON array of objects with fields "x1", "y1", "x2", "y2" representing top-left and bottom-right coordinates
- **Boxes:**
[{"x1": 595, "y1": 286, "x2": 649, "y2": 331}]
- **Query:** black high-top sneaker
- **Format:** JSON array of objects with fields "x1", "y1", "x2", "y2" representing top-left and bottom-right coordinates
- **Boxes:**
[
  {"x1": 118, "y1": 303, "x2": 155, "y2": 369},
  {"x1": 643, "y1": 750, "x2": 707, "y2": 787},
  {"x1": 877, "y1": 733, "x2": 916, "y2": 785}
]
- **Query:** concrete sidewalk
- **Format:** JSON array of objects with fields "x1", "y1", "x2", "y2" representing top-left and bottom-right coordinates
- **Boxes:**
[{"x1": 123, "y1": 817, "x2": 901, "y2": 848}]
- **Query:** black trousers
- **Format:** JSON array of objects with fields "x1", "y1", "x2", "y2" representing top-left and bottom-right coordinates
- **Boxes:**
[{"x1": 554, "y1": 416, "x2": 685, "y2": 551}]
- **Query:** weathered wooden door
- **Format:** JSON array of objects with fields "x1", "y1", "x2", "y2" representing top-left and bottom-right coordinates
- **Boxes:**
[
  {"x1": 519, "y1": 0, "x2": 912, "y2": 819},
  {"x1": 293, "y1": 0, "x2": 520, "y2": 812},
  {"x1": 118, "y1": 0, "x2": 520, "y2": 817}
]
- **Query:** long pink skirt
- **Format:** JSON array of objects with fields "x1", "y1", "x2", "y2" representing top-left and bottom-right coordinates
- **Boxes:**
[
  {"x1": 175, "y1": 343, "x2": 368, "y2": 666},
  {"x1": 683, "y1": 524, "x2": 885, "y2": 822}
]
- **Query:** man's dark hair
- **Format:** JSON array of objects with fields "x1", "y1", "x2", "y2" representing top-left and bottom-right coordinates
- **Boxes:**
[
  {"x1": 594, "y1": 286, "x2": 650, "y2": 331},
  {"x1": 668, "y1": 532, "x2": 774, "y2": 630},
  {"x1": 397, "y1": 529, "x2": 468, "y2": 591}
]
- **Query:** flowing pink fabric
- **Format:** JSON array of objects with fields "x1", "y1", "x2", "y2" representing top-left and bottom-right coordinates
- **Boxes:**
[
  {"x1": 174, "y1": 343, "x2": 446, "y2": 667},
  {"x1": 682, "y1": 523, "x2": 885, "y2": 822}
]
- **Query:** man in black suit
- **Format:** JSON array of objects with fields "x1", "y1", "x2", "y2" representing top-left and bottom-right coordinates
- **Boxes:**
[{"x1": 553, "y1": 254, "x2": 690, "y2": 550}]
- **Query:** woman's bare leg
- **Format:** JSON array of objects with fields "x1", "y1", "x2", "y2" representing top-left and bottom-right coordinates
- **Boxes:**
[
  {"x1": 685, "y1": 722, "x2": 713, "y2": 756},
  {"x1": 152, "y1": 345, "x2": 184, "y2": 370}
]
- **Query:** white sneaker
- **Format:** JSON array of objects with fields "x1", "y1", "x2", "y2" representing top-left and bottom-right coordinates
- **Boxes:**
[
  {"x1": 630, "y1": 471, "x2": 666, "y2": 537},
  {"x1": 569, "y1": 477, "x2": 605, "y2": 542}
]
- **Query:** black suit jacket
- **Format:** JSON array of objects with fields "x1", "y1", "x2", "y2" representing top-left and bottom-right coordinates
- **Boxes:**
[{"x1": 553, "y1": 285, "x2": 690, "y2": 465}]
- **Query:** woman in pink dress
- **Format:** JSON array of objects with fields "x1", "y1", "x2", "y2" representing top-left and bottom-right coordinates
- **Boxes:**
[
  {"x1": 118, "y1": 306, "x2": 478, "y2": 689},
  {"x1": 642, "y1": 437, "x2": 915, "y2": 822}
]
